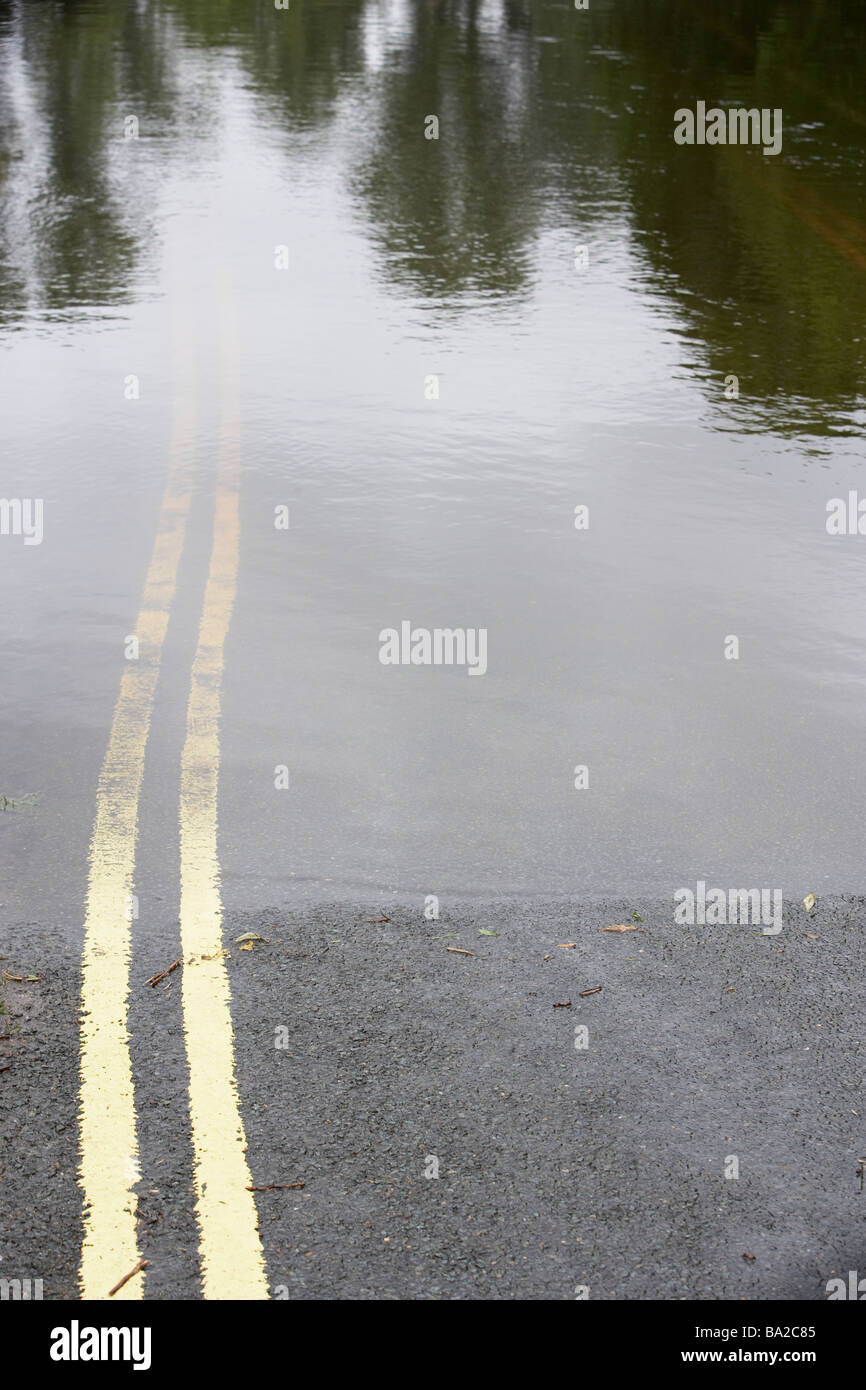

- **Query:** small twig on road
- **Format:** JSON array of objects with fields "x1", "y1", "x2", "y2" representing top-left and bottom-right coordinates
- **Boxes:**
[
  {"x1": 108, "y1": 1259, "x2": 149, "y2": 1297},
  {"x1": 366, "y1": 917, "x2": 390, "y2": 923},
  {"x1": 578, "y1": 986, "x2": 603, "y2": 997},
  {"x1": 246, "y1": 1182, "x2": 305, "y2": 1191},
  {"x1": 445, "y1": 947, "x2": 474, "y2": 955},
  {"x1": 145, "y1": 959, "x2": 181, "y2": 988}
]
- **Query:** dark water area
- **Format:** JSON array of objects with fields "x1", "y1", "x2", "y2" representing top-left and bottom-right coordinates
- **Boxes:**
[
  {"x1": 1, "y1": 0, "x2": 866, "y2": 909},
  {"x1": 2, "y1": 0, "x2": 865, "y2": 423}
]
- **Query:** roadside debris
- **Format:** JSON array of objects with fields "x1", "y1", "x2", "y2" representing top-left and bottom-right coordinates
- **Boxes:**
[
  {"x1": 552, "y1": 1001, "x2": 572, "y2": 1008},
  {"x1": 0, "y1": 792, "x2": 37, "y2": 813},
  {"x1": 742, "y1": 1253, "x2": 756, "y2": 1263},
  {"x1": 803, "y1": 893, "x2": 816, "y2": 912},
  {"x1": 579, "y1": 986, "x2": 603, "y2": 997},
  {"x1": 366, "y1": 917, "x2": 390, "y2": 923},
  {"x1": 558, "y1": 942, "x2": 577, "y2": 948},
  {"x1": 246, "y1": 1182, "x2": 305, "y2": 1192},
  {"x1": 145, "y1": 959, "x2": 181, "y2": 988},
  {"x1": 603, "y1": 924, "x2": 637, "y2": 933},
  {"x1": 445, "y1": 947, "x2": 474, "y2": 956},
  {"x1": 108, "y1": 1258, "x2": 149, "y2": 1298}
]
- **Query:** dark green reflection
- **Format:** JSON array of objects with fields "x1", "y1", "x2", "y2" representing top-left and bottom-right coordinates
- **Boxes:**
[{"x1": 0, "y1": 0, "x2": 863, "y2": 428}]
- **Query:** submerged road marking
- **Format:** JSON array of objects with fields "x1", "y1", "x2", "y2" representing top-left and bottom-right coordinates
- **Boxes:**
[
  {"x1": 179, "y1": 315, "x2": 267, "y2": 1299},
  {"x1": 78, "y1": 385, "x2": 195, "y2": 1300}
]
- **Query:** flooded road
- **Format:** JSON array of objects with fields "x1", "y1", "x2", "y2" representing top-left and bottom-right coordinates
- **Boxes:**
[
  {"x1": 2, "y1": 1, "x2": 866, "y2": 912},
  {"x1": 1, "y1": 0, "x2": 865, "y2": 1306},
  {"x1": 2, "y1": 1, "x2": 866, "y2": 918}
]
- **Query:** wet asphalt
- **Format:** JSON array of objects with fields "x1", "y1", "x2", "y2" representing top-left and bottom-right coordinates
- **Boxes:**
[{"x1": 2, "y1": 894, "x2": 863, "y2": 1300}]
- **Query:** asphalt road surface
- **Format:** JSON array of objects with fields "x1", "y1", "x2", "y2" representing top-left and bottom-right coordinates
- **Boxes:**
[{"x1": 2, "y1": 896, "x2": 862, "y2": 1300}]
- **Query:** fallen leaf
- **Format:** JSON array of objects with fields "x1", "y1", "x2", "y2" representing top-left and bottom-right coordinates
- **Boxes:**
[
  {"x1": 479, "y1": 929, "x2": 499, "y2": 936},
  {"x1": 631, "y1": 912, "x2": 643, "y2": 922},
  {"x1": 239, "y1": 942, "x2": 254, "y2": 951},
  {"x1": 742, "y1": 1253, "x2": 756, "y2": 1263},
  {"x1": 603, "y1": 924, "x2": 637, "y2": 933},
  {"x1": 803, "y1": 893, "x2": 816, "y2": 912},
  {"x1": 803, "y1": 933, "x2": 818, "y2": 940},
  {"x1": 235, "y1": 932, "x2": 265, "y2": 944}
]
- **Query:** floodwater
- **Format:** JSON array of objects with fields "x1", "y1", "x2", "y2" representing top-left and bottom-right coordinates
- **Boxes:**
[{"x1": 1, "y1": 0, "x2": 865, "y2": 922}]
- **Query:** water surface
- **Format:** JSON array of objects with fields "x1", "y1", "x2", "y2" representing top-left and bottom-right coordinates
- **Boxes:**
[{"x1": 1, "y1": 0, "x2": 865, "y2": 916}]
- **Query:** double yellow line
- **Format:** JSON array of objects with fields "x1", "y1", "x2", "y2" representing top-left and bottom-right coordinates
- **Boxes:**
[{"x1": 77, "y1": 299, "x2": 266, "y2": 1300}]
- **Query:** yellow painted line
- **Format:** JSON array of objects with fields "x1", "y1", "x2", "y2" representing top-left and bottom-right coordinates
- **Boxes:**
[
  {"x1": 179, "y1": 313, "x2": 267, "y2": 1299},
  {"x1": 78, "y1": 372, "x2": 195, "y2": 1300}
]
